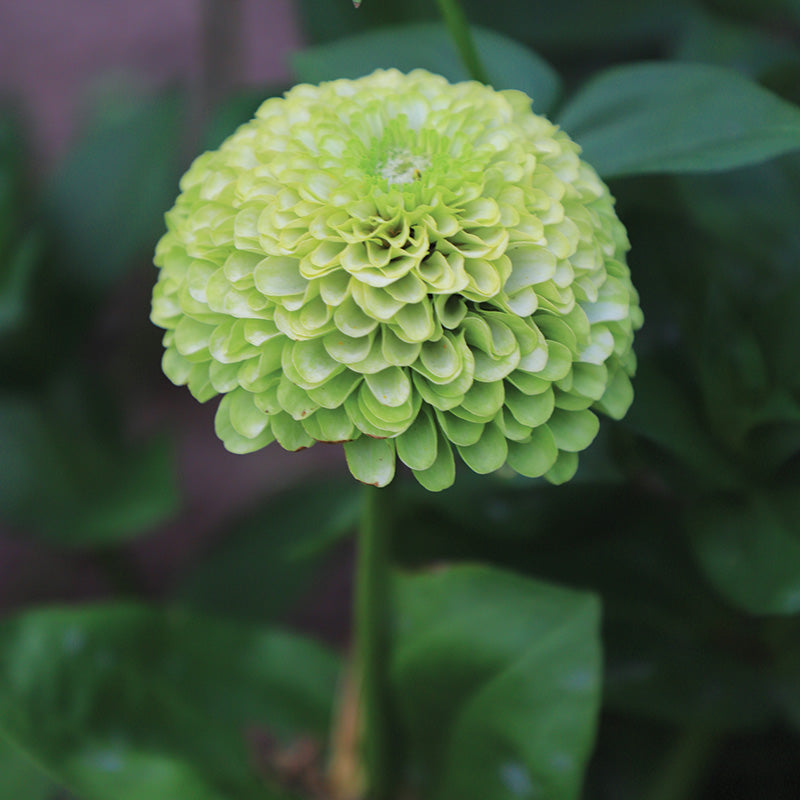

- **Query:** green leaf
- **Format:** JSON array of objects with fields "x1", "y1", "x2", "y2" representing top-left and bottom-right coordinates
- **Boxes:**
[
  {"x1": 0, "y1": 231, "x2": 41, "y2": 339},
  {"x1": 293, "y1": 23, "x2": 561, "y2": 114},
  {"x1": 0, "y1": 390, "x2": 179, "y2": 546},
  {"x1": 672, "y1": 10, "x2": 800, "y2": 78},
  {"x1": 558, "y1": 63, "x2": 800, "y2": 177},
  {"x1": 0, "y1": 604, "x2": 340, "y2": 800},
  {"x1": 623, "y1": 361, "x2": 742, "y2": 491},
  {"x1": 344, "y1": 436, "x2": 396, "y2": 487},
  {"x1": 393, "y1": 565, "x2": 601, "y2": 800},
  {"x1": 0, "y1": 733, "x2": 56, "y2": 800},
  {"x1": 177, "y1": 478, "x2": 361, "y2": 623},
  {"x1": 687, "y1": 490, "x2": 800, "y2": 615},
  {"x1": 43, "y1": 90, "x2": 184, "y2": 293}
]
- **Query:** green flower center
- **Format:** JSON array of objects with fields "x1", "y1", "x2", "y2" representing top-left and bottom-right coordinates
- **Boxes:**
[{"x1": 378, "y1": 148, "x2": 431, "y2": 185}]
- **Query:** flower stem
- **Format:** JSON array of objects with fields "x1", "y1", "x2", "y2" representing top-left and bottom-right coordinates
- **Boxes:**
[
  {"x1": 434, "y1": 0, "x2": 490, "y2": 84},
  {"x1": 355, "y1": 483, "x2": 396, "y2": 799},
  {"x1": 644, "y1": 723, "x2": 721, "y2": 800}
]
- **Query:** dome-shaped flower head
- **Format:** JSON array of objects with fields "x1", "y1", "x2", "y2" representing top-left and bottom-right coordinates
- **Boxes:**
[{"x1": 151, "y1": 69, "x2": 642, "y2": 490}]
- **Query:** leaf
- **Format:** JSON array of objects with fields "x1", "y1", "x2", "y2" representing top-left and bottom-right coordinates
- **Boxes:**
[
  {"x1": 0, "y1": 733, "x2": 56, "y2": 800},
  {"x1": 623, "y1": 360, "x2": 742, "y2": 491},
  {"x1": 0, "y1": 390, "x2": 180, "y2": 546},
  {"x1": 558, "y1": 62, "x2": 800, "y2": 177},
  {"x1": 177, "y1": 478, "x2": 361, "y2": 624},
  {"x1": 293, "y1": 23, "x2": 561, "y2": 114},
  {"x1": 671, "y1": 10, "x2": 800, "y2": 77},
  {"x1": 43, "y1": 90, "x2": 184, "y2": 293},
  {"x1": 0, "y1": 231, "x2": 41, "y2": 338},
  {"x1": 0, "y1": 604, "x2": 340, "y2": 800},
  {"x1": 395, "y1": 479, "x2": 780, "y2": 730},
  {"x1": 393, "y1": 565, "x2": 601, "y2": 800},
  {"x1": 687, "y1": 489, "x2": 800, "y2": 615}
]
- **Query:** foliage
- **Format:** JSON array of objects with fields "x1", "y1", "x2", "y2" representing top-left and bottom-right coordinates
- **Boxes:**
[{"x1": 1, "y1": 0, "x2": 800, "y2": 798}]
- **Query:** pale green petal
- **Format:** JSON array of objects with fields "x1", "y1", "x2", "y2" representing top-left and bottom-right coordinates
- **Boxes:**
[
  {"x1": 505, "y1": 245, "x2": 556, "y2": 292},
  {"x1": 460, "y1": 378, "x2": 504, "y2": 420},
  {"x1": 506, "y1": 426, "x2": 558, "y2": 478},
  {"x1": 344, "y1": 437, "x2": 396, "y2": 487},
  {"x1": 302, "y1": 406, "x2": 355, "y2": 442},
  {"x1": 457, "y1": 423, "x2": 508, "y2": 474},
  {"x1": 277, "y1": 377, "x2": 319, "y2": 420},
  {"x1": 436, "y1": 410, "x2": 485, "y2": 447},
  {"x1": 413, "y1": 432, "x2": 456, "y2": 492},
  {"x1": 544, "y1": 450, "x2": 580, "y2": 485},
  {"x1": 253, "y1": 256, "x2": 308, "y2": 296},
  {"x1": 324, "y1": 330, "x2": 374, "y2": 364},
  {"x1": 396, "y1": 407, "x2": 438, "y2": 470},
  {"x1": 595, "y1": 366, "x2": 634, "y2": 419},
  {"x1": 215, "y1": 394, "x2": 276, "y2": 454},
  {"x1": 547, "y1": 408, "x2": 599, "y2": 452},
  {"x1": 271, "y1": 411, "x2": 315, "y2": 451},
  {"x1": 365, "y1": 367, "x2": 412, "y2": 407},
  {"x1": 505, "y1": 385, "x2": 555, "y2": 427}
]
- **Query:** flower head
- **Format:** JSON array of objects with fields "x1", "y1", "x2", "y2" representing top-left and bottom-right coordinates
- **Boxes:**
[{"x1": 152, "y1": 69, "x2": 642, "y2": 490}]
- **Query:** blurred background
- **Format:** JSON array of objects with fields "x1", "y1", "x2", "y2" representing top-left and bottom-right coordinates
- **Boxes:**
[{"x1": 2, "y1": 1, "x2": 800, "y2": 798}]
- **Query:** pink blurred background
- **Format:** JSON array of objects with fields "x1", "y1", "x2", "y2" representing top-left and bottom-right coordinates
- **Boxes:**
[{"x1": 0, "y1": 0, "x2": 301, "y2": 163}]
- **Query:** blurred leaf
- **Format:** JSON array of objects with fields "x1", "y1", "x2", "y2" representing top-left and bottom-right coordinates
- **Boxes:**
[
  {"x1": 43, "y1": 91, "x2": 184, "y2": 293},
  {"x1": 623, "y1": 360, "x2": 742, "y2": 491},
  {"x1": 293, "y1": 23, "x2": 561, "y2": 114},
  {"x1": 397, "y1": 479, "x2": 780, "y2": 730},
  {"x1": 0, "y1": 604, "x2": 339, "y2": 800},
  {"x1": 672, "y1": 10, "x2": 800, "y2": 77},
  {"x1": 687, "y1": 489, "x2": 800, "y2": 615},
  {"x1": 0, "y1": 390, "x2": 179, "y2": 546},
  {"x1": 558, "y1": 63, "x2": 800, "y2": 177},
  {"x1": 393, "y1": 565, "x2": 601, "y2": 800},
  {"x1": 462, "y1": 0, "x2": 691, "y2": 52},
  {"x1": 0, "y1": 734, "x2": 55, "y2": 800},
  {"x1": 770, "y1": 619, "x2": 800, "y2": 730},
  {"x1": 178, "y1": 478, "x2": 360, "y2": 623},
  {"x1": 675, "y1": 153, "x2": 800, "y2": 278},
  {"x1": 0, "y1": 231, "x2": 41, "y2": 339}
]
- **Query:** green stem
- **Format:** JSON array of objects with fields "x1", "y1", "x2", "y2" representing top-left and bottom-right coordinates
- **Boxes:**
[
  {"x1": 434, "y1": 0, "x2": 490, "y2": 84},
  {"x1": 355, "y1": 483, "x2": 395, "y2": 799},
  {"x1": 644, "y1": 723, "x2": 721, "y2": 800}
]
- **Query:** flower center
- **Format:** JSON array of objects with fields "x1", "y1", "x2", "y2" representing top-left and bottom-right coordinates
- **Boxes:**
[{"x1": 377, "y1": 148, "x2": 431, "y2": 185}]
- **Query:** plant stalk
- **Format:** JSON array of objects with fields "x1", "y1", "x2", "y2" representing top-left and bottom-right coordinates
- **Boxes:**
[
  {"x1": 354, "y1": 484, "x2": 395, "y2": 799},
  {"x1": 434, "y1": 0, "x2": 490, "y2": 84},
  {"x1": 644, "y1": 723, "x2": 721, "y2": 800}
]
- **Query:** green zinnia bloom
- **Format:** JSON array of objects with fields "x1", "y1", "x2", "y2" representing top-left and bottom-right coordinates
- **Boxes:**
[{"x1": 152, "y1": 69, "x2": 642, "y2": 490}]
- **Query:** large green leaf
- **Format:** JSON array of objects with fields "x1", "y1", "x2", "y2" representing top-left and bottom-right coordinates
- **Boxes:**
[
  {"x1": 293, "y1": 23, "x2": 561, "y2": 114},
  {"x1": 393, "y1": 565, "x2": 601, "y2": 800},
  {"x1": 177, "y1": 478, "x2": 361, "y2": 624},
  {"x1": 0, "y1": 605, "x2": 340, "y2": 800},
  {"x1": 558, "y1": 63, "x2": 800, "y2": 177},
  {"x1": 43, "y1": 90, "x2": 184, "y2": 293},
  {"x1": 0, "y1": 391, "x2": 179, "y2": 546},
  {"x1": 622, "y1": 360, "x2": 742, "y2": 491},
  {"x1": 0, "y1": 733, "x2": 56, "y2": 800},
  {"x1": 687, "y1": 489, "x2": 800, "y2": 615}
]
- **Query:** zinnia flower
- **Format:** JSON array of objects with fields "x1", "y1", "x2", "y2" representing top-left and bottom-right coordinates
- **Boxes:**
[{"x1": 151, "y1": 69, "x2": 642, "y2": 490}]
